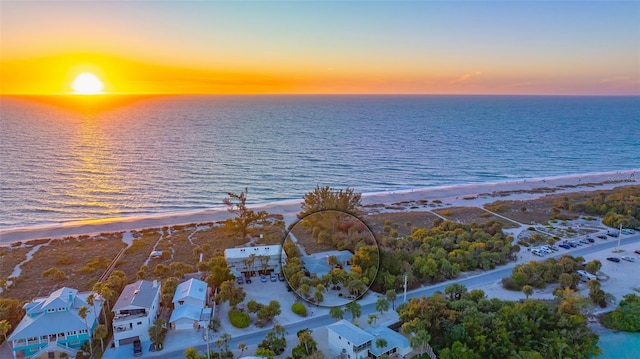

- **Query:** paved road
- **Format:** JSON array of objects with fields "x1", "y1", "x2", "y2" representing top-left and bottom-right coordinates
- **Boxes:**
[{"x1": 152, "y1": 234, "x2": 640, "y2": 358}]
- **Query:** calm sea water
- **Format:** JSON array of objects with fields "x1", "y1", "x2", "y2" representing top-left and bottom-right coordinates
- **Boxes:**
[{"x1": 1, "y1": 95, "x2": 639, "y2": 229}]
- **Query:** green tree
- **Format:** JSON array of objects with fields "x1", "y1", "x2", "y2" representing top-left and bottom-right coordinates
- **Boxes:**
[
  {"x1": 376, "y1": 338, "x2": 388, "y2": 352},
  {"x1": 299, "y1": 185, "x2": 362, "y2": 218},
  {"x1": 78, "y1": 306, "x2": 93, "y2": 357},
  {"x1": 522, "y1": 285, "x2": 534, "y2": 299},
  {"x1": 223, "y1": 188, "x2": 268, "y2": 241},
  {"x1": 0, "y1": 298, "x2": 25, "y2": 334},
  {"x1": 329, "y1": 306, "x2": 344, "y2": 320},
  {"x1": 375, "y1": 297, "x2": 389, "y2": 315},
  {"x1": 368, "y1": 314, "x2": 378, "y2": 326},
  {"x1": 218, "y1": 280, "x2": 246, "y2": 308},
  {"x1": 149, "y1": 318, "x2": 167, "y2": 350},
  {"x1": 238, "y1": 342, "x2": 248, "y2": 357},
  {"x1": 585, "y1": 260, "x2": 602, "y2": 275},
  {"x1": 386, "y1": 290, "x2": 397, "y2": 310},
  {"x1": 94, "y1": 324, "x2": 107, "y2": 353},
  {"x1": 184, "y1": 347, "x2": 200, "y2": 359},
  {"x1": 345, "y1": 301, "x2": 361, "y2": 321},
  {"x1": 444, "y1": 283, "x2": 467, "y2": 301},
  {"x1": 255, "y1": 347, "x2": 275, "y2": 359},
  {"x1": 409, "y1": 329, "x2": 431, "y2": 355}
]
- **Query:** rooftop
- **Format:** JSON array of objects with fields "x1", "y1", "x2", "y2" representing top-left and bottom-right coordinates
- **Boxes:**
[
  {"x1": 172, "y1": 278, "x2": 207, "y2": 303},
  {"x1": 113, "y1": 280, "x2": 160, "y2": 312},
  {"x1": 327, "y1": 320, "x2": 374, "y2": 346},
  {"x1": 224, "y1": 245, "x2": 282, "y2": 259}
]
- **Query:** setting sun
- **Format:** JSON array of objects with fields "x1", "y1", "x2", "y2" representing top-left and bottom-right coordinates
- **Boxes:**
[{"x1": 71, "y1": 72, "x2": 104, "y2": 94}]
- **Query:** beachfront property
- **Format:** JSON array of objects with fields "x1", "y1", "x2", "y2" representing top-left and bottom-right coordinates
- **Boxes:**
[
  {"x1": 168, "y1": 278, "x2": 212, "y2": 331},
  {"x1": 224, "y1": 245, "x2": 286, "y2": 277},
  {"x1": 327, "y1": 320, "x2": 411, "y2": 359},
  {"x1": 7, "y1": 287, "x2": 103, "y2": 359},
  {"x1": 300, "y1": 250, "x2": 353, "y2": 277},
  {"x1": 112, "y1": 280, "x2": 161, "y2": 347}
]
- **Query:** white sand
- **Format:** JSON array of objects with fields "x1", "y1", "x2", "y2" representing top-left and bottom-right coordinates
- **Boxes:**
[{"x1": 1, "y1": 169, "x2": 637, "y2": 245}]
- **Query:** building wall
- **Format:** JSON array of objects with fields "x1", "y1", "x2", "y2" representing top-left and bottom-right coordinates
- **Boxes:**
[{"x1": 327, "y1": 330, "x2": 371, "y2": 359}]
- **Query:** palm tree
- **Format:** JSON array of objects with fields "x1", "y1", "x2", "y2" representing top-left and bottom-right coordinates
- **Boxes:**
[
  {"x1": 94, "y1": 324, "x2": 107, "y2": 353},
  {"x1": 93, "y1": 282, "x2": 113, "y2": 325},
  {"x1": 345, "y1": 301, "x2": 361, "y2": 321},
  {"x1": 386, "y1": 290, "x2": 397, "y2": 310},
  {"x1": 78, "y1": 306, "x2": 93, "y2": 357},
  {"x1": 375, "y1": 297, "x2": 389, "y2": 315},
  {"x1": 376, "y1": 338, "x2": 388, "y2": 353},
  {"x1": 409, "y1": 329, "x2": 430, "y2": 355},
  {"x1": 329, "y1": 306, "x2": 344, "y2": 320},
  {"x1": 273, "y1": 324, "x2": 285, "y2": 338},
  {"x1": 219, "y1": 333, "x2": 232, "y2": 353},
  {"x1": 238, "y1": 343, "x2": 247, "y2": 358},
  {"x1": 87, "y1": 294, "x2": 98, "y2": 322}
]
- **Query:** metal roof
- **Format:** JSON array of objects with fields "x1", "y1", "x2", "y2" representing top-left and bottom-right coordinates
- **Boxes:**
[
  {"x1": 172, "y1": 279, "x2": 207, "y2": 303},
  {"x1": 113, "y1": 280, "x2": 160, "y2": 312},
  {"x1": 327, "y1": 320, "x2": 374, "y2": 346}
]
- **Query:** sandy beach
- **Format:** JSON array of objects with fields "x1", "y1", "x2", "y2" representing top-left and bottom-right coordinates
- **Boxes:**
[{"x1": 1, "y1": 169, "x2": 637, "y2": 245}]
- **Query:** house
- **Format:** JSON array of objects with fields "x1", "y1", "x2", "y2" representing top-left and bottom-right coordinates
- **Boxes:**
[
  {"x1": 224, "y1": 245, "x2": 286, "y2": 277},
  {"x1": 327, "y1": 320, "x2": 412, "y2": 359},
  {"x1": 301, "y1": 250, "x2": 353, "y2": 277},
  {"x1": 169, "y1": 278, "x2": 212, "y2": 330},
  {"x1": 7, "y1": 287, "x2": 103, "y2": 359},
  {"x1": 112, "y1": 280, "x2": 161, "y2": 347}
]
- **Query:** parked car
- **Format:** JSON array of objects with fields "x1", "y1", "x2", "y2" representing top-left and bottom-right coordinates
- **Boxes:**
[
  {"x1": 270, "y1": 273, "x2": 277, "y2": 282},
  {"x1": 597, "y1": 234, "x2": 608, "y2": 240},
  {"x1": 579, "y1": 239, "x2": 590, "y2": 244},
  {"x1": 568, "y1": 242, "x2": 577, "y2": 247},
  {"x1": 260, "y1": 275, "x2": 268, "y2": 282},
  {"x1": 558, "y1": 244, "x2": 571, "y2": 249},
  {"x1": 133, "y1": 339, "x2": 143, "y2": 357},
  {"x1": 236, "y1": 276, "x2": 244, "y2": 285},
  {"x1": 586, "y1": 237, "x2": 595, "y2": 243},
  {"x1": 607, "y1": 231, "x2": 619, "y2": 237},
  {"x1": 606, "y1": 257, "x2": 621, "y2": 263},
  {"x1": 621, "y1": 256, "x2": 635, "y2": 262},
  {"x1": 278, "y1": 273, "x2": 285, "y2": 281},
  {"x1": 549, "y1": 245, "x2": 559, "y2": 251},
  {"x1": 634, "y1": 250, "x2": 640, "y2": 255},
  {"x1": 245, "y1": 276, "x2": 252, "y2": 283}
]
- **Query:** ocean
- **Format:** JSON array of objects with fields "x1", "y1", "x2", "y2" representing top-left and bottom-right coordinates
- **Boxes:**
[{"x1": 1, "y1": 95, "x2": 639, "y2": 230}]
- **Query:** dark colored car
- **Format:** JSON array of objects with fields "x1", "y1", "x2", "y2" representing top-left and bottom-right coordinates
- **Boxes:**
[
  {"x1": 606, "y1": 257, "x2": 621, "y2": 263},
  {"x1": 597, "y1": 234, "x2": 607, "y2": 240},
  {"x1": 278, "y1": 273, "x2": 285, "y2": 281},
  {"x1": 236, "y1": 276, "x2": 244, "y2": 284},
  {"x1": 586, "y1": 237, "x2": 595, "y2": 243},
  {"x1": 245, "y1": 276, "x2": 252, "y2": 283},
  {"x1": 558, "y1": 244, "x2": 571, "y2": 249},
  {"x1": 634, "y1": 250, "x2": 640, "y2": 255},
  {"x1": 133, "y1": 339, "x2": 143, "y2": 357}
]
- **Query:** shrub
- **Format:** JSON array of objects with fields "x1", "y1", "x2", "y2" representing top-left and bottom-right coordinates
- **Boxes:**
[
  {"x1": 291, "y1": 302, "x2": 307, "y2": 317},
  {"x1": 229, "y1": 310, "x2": 250, "y2": 328},
  {"x1": 527, "y1": 226, "x2": 536, "y2": 231}
]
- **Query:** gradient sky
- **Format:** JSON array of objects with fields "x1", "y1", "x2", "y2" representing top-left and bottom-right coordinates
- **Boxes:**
[{"x1": 1, "y1": 1, "x2": 639, "y2": 95}]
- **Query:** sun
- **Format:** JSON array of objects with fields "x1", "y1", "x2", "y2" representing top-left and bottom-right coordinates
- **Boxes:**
[{"x1": 71, "y1": 72, "x2": 104, "y2": 94}]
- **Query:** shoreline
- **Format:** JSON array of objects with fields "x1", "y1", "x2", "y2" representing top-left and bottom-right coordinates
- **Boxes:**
[{"x1": 1, "y1": 169, "x2": 637, "y2": 244}]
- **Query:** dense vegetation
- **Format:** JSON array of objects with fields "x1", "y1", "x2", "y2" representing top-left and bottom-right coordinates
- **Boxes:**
[
  {"x1": 398, "y1": 284, "x2": 601, "y2": 358},
  {"x1": 298, "y1": 185, "x2": 362, "y2": 218},
  {"x1": 373, "y1": 220, "x2": 518, "y2": 293},
  {"x1": 601, "y1": 294, "x2": 640, "y2": 332},
  {"x1": 569, "y1": 186, "x2": 640, "y2": 228},
  {"x1": 502, "y1": 256, "x2": 595, "y2": 291}
]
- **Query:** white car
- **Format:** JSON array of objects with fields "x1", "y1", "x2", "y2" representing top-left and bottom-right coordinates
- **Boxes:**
[{"x1": 622, "y1": 256, "x2": 635, "y2": 262}]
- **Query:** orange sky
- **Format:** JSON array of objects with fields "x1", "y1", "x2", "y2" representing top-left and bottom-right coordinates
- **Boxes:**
[{"x1": 1, "y1": 1, "x2": 638, "y2": 95}]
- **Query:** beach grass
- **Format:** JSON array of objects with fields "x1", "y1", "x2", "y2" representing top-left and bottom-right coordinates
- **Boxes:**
[{"x1": 432, "y1": 206, "x2": 519, "y2": 229}]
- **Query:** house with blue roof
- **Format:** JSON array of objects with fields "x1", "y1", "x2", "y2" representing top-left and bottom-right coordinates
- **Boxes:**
[
  {"x1": 7, "y1": 287, "x2": 102, "y2": 359},
  {"x1": 327, "y1": 320, "x2": 412, "y2": 359}
]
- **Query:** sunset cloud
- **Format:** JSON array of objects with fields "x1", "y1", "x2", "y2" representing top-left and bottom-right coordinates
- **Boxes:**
[{"x1": 450, "y1": 71, "x2": 482, "y2": 85}]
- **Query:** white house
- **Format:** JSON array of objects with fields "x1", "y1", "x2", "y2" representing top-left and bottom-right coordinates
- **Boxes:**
[
  {"x1": 327, "y1": 320, "x2": 412, "y2": 359},
  {"x1": 169, "y1": 278, "x2": 211, "y2": 330},
  {"x1": 112, "y1": 280, "x2": 161, "y2": 347},
  {"x1": 7, "y1": 287, "x2": 102, "y2": 359},
  {"x1": 224, "y1": 245, "x2": 286, "y2": 277},
  {"x1": 327, "y1": 320, "x2": 373, "y2": 359}
]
